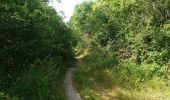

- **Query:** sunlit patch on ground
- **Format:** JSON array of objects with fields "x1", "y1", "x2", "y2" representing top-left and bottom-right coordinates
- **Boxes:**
[{"x1": 73, "y1": 57, "x2": 170, "y2": 100}]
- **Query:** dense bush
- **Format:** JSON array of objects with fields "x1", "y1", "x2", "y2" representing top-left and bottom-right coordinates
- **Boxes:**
[
  {"x1": 71, "y1": 1, "x2": 170, "y2": 99},
  {"x1": 72, "y1": 0, "x2": 170, "y2": 62},
  {"x1": 0, "y1": 0, "x2": 74, "y2": 99},
  {"x1": 71, "y1": 0, "x2": 170, "y2": 77},
  {"x1": 71, "y1": 0, "x2": 170, "y2": 99},
  {"x1": 12, "y1": 58, "x2": 67, "y2": 100}
]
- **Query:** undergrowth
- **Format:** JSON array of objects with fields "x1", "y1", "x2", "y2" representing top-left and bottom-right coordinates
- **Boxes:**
[
  {"x1": 73, "y1": 50, "x2": 170, "y2": 100},
  {"x1": 0, "y1": 58, "x2": 67, "y2": 100}
]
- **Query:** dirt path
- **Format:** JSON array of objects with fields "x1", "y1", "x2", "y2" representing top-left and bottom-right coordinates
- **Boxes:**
[{"x1": 64, "y1": 67, "x2": 81, "y2": 100}]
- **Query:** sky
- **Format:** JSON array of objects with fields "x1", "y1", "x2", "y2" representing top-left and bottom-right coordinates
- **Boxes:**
[{"x1": 48, "y1": 0, "x2": 84, "y2": 22}]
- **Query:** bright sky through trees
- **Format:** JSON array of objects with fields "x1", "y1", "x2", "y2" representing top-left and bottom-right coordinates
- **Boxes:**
[{"x1": 49, "y1": 0, "x2": 84, "y2": 22}]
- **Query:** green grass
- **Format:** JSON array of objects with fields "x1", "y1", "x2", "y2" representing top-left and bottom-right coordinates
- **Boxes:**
[
  {"x1": 73, "y1": 52, "x2": 170, "y2": 100},
  {"x1": 0, "y1": 58, "x2": 67, "y2": 100}
]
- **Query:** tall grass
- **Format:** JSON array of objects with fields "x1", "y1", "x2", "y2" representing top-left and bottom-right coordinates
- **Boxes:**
[
  {"x1": 0, "y1": 58, "x2": 67, "y2": 100},
  {"x1": 73, "y1": 50, "x2": 170, "y2": 100}
]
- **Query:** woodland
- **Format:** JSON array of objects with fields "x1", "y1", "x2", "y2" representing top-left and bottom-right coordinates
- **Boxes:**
[{"x1": 0, "y1": 0, "x2": 170, "y2": 100}]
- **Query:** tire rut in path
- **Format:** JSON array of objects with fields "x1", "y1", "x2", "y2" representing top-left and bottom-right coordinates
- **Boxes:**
[{"x1": 64, "y1": 68, "x2": 81, "y2": 100}]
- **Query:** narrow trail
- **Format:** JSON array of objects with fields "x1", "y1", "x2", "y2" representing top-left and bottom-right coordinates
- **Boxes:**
[{"x1": 64, "y1": 60, "x2": 82, "y2": 100}]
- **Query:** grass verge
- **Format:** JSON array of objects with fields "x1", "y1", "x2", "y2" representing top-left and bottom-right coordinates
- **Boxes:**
[
  {"x1": 73, "y1": 53, "x2": 170, "y2": 100},
  {"x1": 0, "y1": 58, "x2": 67, "y2": 100}
]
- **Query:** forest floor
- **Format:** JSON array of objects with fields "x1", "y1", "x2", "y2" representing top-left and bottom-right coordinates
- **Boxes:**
[{"x1": 64, "y1": 59, "x2": 82, "y2": 100}]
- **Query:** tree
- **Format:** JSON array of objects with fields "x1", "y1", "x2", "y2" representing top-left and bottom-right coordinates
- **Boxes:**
[
  {"x1": 71, "y1": 0, "x2": 170, "y2": 65},
  {"x1": 0, "y1": 0, "x2": 74, "y2": 89}
]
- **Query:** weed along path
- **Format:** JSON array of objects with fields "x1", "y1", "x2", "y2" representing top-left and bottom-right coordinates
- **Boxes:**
[{"x1": 64, "y1": 67, "x2": 81, "y2": 100}]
